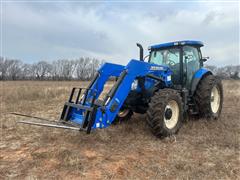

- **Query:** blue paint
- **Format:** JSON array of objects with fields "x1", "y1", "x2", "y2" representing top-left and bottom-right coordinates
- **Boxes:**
[
  {"x1": 193, "y1": 68, "x2": 211, "y2": 79},
  {"x1": 150, "y1": 40, "x2": 204, "y2": 50}
]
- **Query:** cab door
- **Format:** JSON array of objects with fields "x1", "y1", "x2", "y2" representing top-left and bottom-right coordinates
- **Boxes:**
[
  {"x1": 182, "y1": 46, "x2": 201, "y2": 88},
  {"x1": 149, "y1": 48, "x2": 181, "y2": 85}
]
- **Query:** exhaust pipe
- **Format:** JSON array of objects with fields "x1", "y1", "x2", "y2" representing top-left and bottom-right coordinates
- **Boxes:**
[{"x1": 136, "y1": 43, "x2": 144, "y2": 61}]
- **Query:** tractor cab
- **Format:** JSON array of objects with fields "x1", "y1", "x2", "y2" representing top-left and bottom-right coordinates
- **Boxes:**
[{"x1": 148, "y1": 41, "x2": 204, "y2": 88}]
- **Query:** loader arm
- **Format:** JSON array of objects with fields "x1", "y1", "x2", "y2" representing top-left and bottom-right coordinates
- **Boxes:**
[{"x1": 60, "y1": 59, "x2": 172, "y2": 133}]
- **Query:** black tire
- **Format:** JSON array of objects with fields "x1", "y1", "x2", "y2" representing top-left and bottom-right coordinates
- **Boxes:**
[
  {"x1": 194, "y1": 75, "x2": 223, "y2": 119},
  {"x1": 112, "y1": 109, "x2": 133, "y2": 124},
  {"x1": 146, "y1": 88, "x2": 183, "y2": 138}
]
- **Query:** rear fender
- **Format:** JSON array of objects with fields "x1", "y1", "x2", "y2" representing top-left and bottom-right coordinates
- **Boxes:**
[{"x1": 191, "y1": 68, "x2": 213, "y2": 95}]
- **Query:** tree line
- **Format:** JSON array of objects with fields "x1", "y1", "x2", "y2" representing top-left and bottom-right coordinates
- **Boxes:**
[
  {"x1": 0, "y1": 57, "x2": 104, "y2": 80},
  {"x1": 0, "y1": 56, "x2": 239, "y2": 80},
  {"x1": 205, "y1": 65, "x2": 240, "y2": 80}
]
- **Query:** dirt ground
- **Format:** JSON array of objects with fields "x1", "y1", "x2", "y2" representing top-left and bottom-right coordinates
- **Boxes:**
[{"x1": 0, "y1": 80, "x2": 239, "y2": 179}]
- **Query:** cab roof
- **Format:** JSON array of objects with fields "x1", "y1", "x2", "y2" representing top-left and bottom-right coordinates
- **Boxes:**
[{"x1": 149, "y1": 40, "x2": 204, "y2": 50}]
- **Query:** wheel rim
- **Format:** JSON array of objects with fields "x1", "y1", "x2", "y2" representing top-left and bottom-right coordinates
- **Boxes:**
[
  {"x1": 164, "y1": 100, "x2": 179, "y2": 129},
  {"x1": 118, "y1": 109, "x2": 130, "y2": 117},
  {"x1": 210, "y1": 86, "x2": 220, "y2": 113}
]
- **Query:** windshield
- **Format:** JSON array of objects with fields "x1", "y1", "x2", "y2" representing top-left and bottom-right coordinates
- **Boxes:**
[{"x1": 149, "y1": 48, "x2": 180, "y2": 66}]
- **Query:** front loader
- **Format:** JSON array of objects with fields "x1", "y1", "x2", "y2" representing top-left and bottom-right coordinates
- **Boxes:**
[{"x1": 14, "y1": 40, "x2": 223, "y2": 138}]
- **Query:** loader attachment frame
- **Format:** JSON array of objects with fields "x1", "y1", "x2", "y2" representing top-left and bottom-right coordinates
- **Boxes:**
[{"x1": 59, "y1": 87, "x2": 99, "y2": 133}]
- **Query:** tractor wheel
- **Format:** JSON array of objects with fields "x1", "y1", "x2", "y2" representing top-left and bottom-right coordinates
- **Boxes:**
[
  {"x1": 113, "y1": 109, "x2": 133, "y2": 124},
  {"x1": 146, "y1": 89, "x2": 183, "y2": 138},
  {"x1": 194, "y1": 75, "x2": 223, "y2": 119}
]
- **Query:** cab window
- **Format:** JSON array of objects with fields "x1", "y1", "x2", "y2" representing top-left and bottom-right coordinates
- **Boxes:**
[
  {"x1": 150, "y1": 48, "x2": 180, "y2": 66},
  {"x1": 183, "y1": 46, "x2": 200, "y2": 87},
  {"x1": 149, "y1": 48, "x2": 180, "y2": 84}
]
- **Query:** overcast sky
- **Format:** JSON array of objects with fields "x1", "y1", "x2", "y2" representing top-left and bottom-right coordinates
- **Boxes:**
[{"x1": 1, "y1": 1, "x2": 239, "y2": 66}]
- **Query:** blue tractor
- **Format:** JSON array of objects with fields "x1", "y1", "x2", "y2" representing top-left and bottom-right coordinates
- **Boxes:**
[{"x1": 17, "y1": 40, "x2": 223, "y2": 138}]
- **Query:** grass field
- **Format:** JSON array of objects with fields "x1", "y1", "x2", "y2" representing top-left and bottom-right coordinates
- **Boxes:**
[{"x1": 0, "y1": 80, "x2": 239, "y2": 179}]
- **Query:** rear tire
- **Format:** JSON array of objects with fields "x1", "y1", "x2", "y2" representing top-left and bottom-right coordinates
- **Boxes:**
[
  {"x1": 194, "y1": 75, "x2": 223, "y2": 119},
  {"x1": 146, "y1": 89, "x2": 183, "y2": 138}
]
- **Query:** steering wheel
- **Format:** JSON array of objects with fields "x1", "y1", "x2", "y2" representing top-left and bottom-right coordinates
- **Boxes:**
[{"x1": 168, "y1": 59, "x2": 176, "y2": 66}]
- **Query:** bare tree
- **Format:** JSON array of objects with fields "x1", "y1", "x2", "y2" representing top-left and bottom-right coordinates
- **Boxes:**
[
  {"x1": 32, "y1": 61, "x2": 52, "y2": 80},
  {"x1": 75, "y1": 57, "x2": 90, "y2": 80},
  {"x1": 1, "y1": 57, "x2": 102, "y2": 80},
  {"x1": 0, "y1": 57, "x2": 12, "y2": 80},
  {"x1": 21, "y1": 63, "x2": 35, "y2": 80},
  {"x1": 6, "y1": 59, "x2": 23, "y2": 80},
  {"x1": 62, "y1": 60, "x2": 77, "y2": 80},
  {"x1": 50, "y1": 59, "x2": 77, "y2": 80},
  {"x1": 88, "y1": 58, "x2": 101, "y2": 79},
  {"x1": 205, "y1": 65, "x2": 218, "y2": 74},
  {"x1": 216, "y1": 65, "x2": 240, "y2": 79}
]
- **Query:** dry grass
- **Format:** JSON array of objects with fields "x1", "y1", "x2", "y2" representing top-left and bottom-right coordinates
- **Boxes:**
[{"x1": 0, "y1": 80, "x2": 239, "y2": 179}]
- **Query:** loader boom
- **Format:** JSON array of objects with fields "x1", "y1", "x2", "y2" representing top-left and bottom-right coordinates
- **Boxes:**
[{"x1": 59, "y1": 59, "x2": 172, "y2": 133}]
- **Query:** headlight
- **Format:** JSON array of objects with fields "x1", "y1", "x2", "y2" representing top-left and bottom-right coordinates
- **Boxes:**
[
  {"x1": 167, "y1": 75, "x2": 171, "y2": 81},
  {"x1": 131, "y1": 80, "x2": 138, "y2": 90}
]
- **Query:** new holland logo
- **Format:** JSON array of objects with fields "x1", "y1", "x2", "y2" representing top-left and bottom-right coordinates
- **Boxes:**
[{"x1": 150, "y1": 66, "x2": 164, "y2": 71}]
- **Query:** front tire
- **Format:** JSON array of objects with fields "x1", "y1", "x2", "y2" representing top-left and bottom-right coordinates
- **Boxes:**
[
  {"x1": 194, "y1": 75, "x2": 223, "y2": 119},
  {"x1": 113, "y1": 108, "x2": 133, "y2": 124},
  {"x1": 146, "y1": 89, "x2": 183, "y2": 138}
]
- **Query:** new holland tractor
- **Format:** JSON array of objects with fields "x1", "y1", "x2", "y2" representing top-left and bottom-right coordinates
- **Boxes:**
[{"x1": 16, "y1": 40, "x2": 223, "y2": 138}]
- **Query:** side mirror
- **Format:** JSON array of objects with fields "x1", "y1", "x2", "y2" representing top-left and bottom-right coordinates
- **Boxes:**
[{"x1": 201, "y1": 57, "x2": 209, "y2": 62}]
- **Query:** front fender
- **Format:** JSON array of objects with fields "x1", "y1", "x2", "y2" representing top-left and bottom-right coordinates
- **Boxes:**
[{"x1": 191, "y1": 68, "x2": 213, "y2": 95}]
